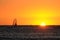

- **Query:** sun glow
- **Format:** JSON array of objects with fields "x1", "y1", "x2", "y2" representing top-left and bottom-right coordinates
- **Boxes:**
[
  {"x1": 40, "y1": 22, "x2": 46, "y2": 26},
  {"x1": 39, "y1": 22, "x2": 47, "y2": 29}
]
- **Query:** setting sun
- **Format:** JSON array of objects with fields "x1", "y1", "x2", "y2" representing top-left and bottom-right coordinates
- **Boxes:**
[
  {"x1": 40, "y1": 22, "x2": 46, "y2": 26},
  {"x1": 39, "y1": 22, "x2": 47, "y2": 29}
]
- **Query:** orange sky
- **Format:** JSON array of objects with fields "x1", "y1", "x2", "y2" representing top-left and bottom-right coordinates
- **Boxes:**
[{"x1": 0, "y1": 0, "x2": 60, "y2": 25}]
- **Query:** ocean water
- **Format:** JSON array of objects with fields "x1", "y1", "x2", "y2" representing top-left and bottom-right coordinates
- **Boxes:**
[{"x1": 0, "y1": 25, "x2": 60, "y2": 40}]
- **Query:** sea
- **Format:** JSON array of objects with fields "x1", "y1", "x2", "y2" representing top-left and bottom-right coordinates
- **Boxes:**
[{"x1": 0, "y1": 25, "x2": 60, "y2": 40}]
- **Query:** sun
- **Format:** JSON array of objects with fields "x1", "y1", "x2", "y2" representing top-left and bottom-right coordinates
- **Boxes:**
[
  {"x1": 39, "y1": 22, "x2": 47, "y2": 29},
  {"x1": 40, "y1": 22, "x2": 46, "y2": 26}
]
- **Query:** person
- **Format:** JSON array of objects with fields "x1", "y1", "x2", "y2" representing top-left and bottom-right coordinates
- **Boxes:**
[{"x1": 13, "y1": 18, "x2": 17, "y2": 26}]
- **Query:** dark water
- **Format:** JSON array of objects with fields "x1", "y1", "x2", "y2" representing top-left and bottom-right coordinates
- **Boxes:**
[{"x1": 0, "y1": 25, "x2": 60, "y2": 40}]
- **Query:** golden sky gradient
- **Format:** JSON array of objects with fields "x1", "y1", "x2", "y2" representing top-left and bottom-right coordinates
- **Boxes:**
[{"x1": 0, "y1": 0, "x2": 60, "y2": 25}]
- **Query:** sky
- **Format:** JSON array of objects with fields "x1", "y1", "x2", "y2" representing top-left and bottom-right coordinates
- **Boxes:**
[{"x1": 0, "y1": 0, "x2": 60, "y2": 25}]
